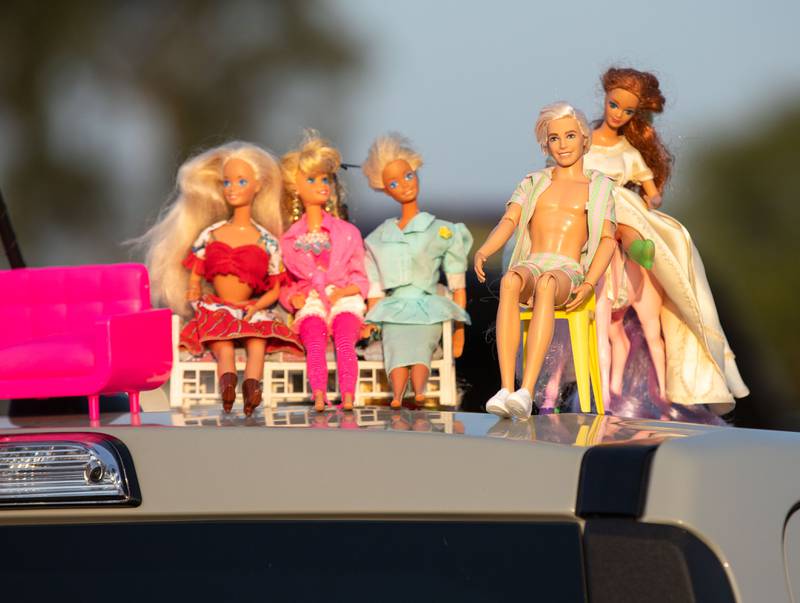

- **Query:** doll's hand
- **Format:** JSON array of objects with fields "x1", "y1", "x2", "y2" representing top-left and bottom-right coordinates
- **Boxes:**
[
  {"x1": 565, "y1": 283, "x2": 594, "y2": 312},
  {"x1": 186, "y1": 284, "x2": 201, "y2": 302},
  {"x1": 453, "y1": 324, "x2": 465, "y2": 358},
  {"x1": 646, "y1": 194, "x2": 662, "y2": 210},
  {"x1": 328, "y1": 287, "x2": 344, "y2": 305},
  {"x1": 243, "y1": 304, "x2": 260, "y2": 322},
  {"x1": 474, "y1": 251, "x2": 488, "y2": 283},
  {"x1": 290, "y1": 293, "x2": 307, "y2": 310},
  {"x1": 360, "y1": 323, "x2": 377, "y2": 340}
]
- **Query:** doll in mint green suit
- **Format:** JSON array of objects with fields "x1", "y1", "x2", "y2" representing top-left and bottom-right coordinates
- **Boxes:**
[{"x1": 362, "y1": 134, "x2": 472, "y2": 408}]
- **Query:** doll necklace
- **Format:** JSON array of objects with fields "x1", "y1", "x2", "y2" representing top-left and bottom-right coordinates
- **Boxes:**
[
  {"x1": 294, "y1": 230, "x2": 331, "y2": 256},
  {"x1": 227, "y1": 218, "x2": 251, "y2": 231}
]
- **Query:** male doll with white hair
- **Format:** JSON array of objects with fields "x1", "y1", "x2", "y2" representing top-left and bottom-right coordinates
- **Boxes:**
[{"x1": 474, "y1": 101, "x2": 617, "y2": 419}]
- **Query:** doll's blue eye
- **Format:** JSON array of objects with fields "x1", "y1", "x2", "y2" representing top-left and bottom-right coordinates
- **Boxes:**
[
  {"x1": 321, "y1": 176, "x2": 330, "y2": 185},
  {"x1": 306, "y1": 177, "x2": 315, "y2": 184},
  {"x1": 239, "y1": 178, "x2": 248, "y2": 186},
  {"x1": 624, "y1": 109, "x2": 634, "y2": 116},
  {"x1": 388, "y1": 181, "x2": 398, "y2": 189},
  {"x1": 404, "y1": 172, "x2": 415, "y2": 181},
  {"x1": 223, "y1": 179, "x2": 231, "y2": 187},
  {"x1": 609, "y1": 101, "x2": 618, "y2": 109}
]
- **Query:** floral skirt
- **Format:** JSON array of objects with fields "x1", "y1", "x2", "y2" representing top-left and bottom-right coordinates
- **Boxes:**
[{"x1": 180, "y1": 294, "x2": 303, "y2": 356}]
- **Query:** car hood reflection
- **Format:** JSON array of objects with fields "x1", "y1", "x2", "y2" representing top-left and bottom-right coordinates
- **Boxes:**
[{"x1": 171, "y1": 406, "x2": 719, "y2": 446}]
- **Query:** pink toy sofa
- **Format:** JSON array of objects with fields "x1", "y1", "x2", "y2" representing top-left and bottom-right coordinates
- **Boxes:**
[{"x1": 0, "y1": 263, "x2": 172, "y2": 421}]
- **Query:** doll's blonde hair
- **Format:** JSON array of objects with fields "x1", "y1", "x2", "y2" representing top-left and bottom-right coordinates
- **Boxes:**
[
  {"x1": 281, "y1": 130, "x2": 347, "y2": 221},
  {"x1": 138, "y1": 141, "x2": 283, "y2": 317},
  {"x1": 362, "y1": 133, "x2": 423, "y2": 190},
  {"x1": 534, "y1": 102, "x2": 592, "y2": 156}
]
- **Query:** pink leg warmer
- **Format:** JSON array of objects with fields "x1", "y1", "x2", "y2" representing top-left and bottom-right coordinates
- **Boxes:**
[
  {"x1": 299, "y1": 316, "x2": 329, "y2": 394},
  {"x1": 332, "y1": 312, "x2": 362, "y2": 395}
]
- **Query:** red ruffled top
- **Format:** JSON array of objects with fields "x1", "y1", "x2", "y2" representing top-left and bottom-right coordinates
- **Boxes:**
[{"x1": 183, "y1": 241, "x2": 285, "y2": 294}]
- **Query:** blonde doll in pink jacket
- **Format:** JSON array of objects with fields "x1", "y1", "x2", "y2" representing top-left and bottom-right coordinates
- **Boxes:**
[{"x1": 279, "y1": 132, "x2": 369, "y2": 411}]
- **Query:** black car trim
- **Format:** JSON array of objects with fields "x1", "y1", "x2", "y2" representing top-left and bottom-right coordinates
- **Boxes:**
[
  {"x1": 575, "y1": 440, "x2": 662, "y2": 518},
  {"x1": 583, "y1": 518, "x2": 736, "y2": 603}
]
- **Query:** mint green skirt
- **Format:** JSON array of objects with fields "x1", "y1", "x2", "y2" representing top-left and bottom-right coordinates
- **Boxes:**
[{"x1": 381, "y1": 322, "x2": 442, "y2": 373}]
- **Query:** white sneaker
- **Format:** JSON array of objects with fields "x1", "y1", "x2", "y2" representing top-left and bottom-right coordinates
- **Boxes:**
[
  {"x1": 506, "y1": 388, "x2": 533, "y2": 419},
  {"x1": 486, "y1": 388, "x2": 511, "y2": 418}
]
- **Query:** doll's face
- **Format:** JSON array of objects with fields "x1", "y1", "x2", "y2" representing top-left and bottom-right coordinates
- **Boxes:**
[
  {"x1": 222, "y1": 158, "x2": 261, "y2": 208},
  {"x1": 295, "y1": 170, "x2": 332, "y2": 208},
  {"x1": 381, "y1": 159, "x2": 418, "y2": 204},
  {"x1": 546, "y1": 116, "x2": 586, "y2": 167},
  {"x1": 603, "y1": 88, "x2": 640, "y2": 130}
]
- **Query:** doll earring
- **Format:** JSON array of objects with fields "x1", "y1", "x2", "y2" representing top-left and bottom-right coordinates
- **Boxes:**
[
  {"x1": 325, "y1": 197, "x2": 335, "y2": 215},
  {"x1": 291, "y1": 194, "x2": 303, "y2": 223}
]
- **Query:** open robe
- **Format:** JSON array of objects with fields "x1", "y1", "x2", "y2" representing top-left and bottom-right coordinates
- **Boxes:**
[
  {"x1": 584, "y1": 138, "x2": 748, "y2": 410},
  {"x1": 506, "y1": 168, "x2": 616, "y2": 283}
]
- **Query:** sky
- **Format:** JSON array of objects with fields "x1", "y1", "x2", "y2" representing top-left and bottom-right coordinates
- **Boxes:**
[
  {"x1": 4, "y1": 0, "x2": 799, "y2": 264},
  {"x1": 320, "y1": 0, "x2": 800, "y2": 221}
]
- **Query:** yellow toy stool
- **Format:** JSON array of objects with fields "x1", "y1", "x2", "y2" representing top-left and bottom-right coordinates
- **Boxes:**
[{"x1": 520, "y1": 292, "x2": 604, "y2": 414}]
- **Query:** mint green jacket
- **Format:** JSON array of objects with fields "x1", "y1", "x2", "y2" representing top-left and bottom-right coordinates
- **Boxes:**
[{"x1": 364, "y1": 212, "x2": 472, "y2": 325}]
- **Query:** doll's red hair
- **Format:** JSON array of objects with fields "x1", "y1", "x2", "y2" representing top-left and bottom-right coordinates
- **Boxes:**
[{"x1": 601, "y1": 67, "x2": 673, "y2": 192}]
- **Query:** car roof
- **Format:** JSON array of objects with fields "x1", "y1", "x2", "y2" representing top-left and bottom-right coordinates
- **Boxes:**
[{"x1": 0, "y1": 405, "x2": 718, "y2": 447}]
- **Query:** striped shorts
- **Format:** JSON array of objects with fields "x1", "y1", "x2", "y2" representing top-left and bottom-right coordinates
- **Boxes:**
[{"x1": 510, "y1": 252, "x2": 584, "y2": 305}]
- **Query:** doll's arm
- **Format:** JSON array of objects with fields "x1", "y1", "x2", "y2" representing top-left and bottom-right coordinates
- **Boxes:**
[
  {"x1": 342, "y1": 233, "x2": 370, "y2": 298},
  {"x1": 244, "y1": 281, "x2": 281, "y2": 321},
  {"x1": 451, "y1": 287, "x2": 467, "y2": 358},
  {"x1": 329, "y1": 283, "x2": 362, "y2": 305},
  {"x1": 279, "y1": 275, "x2": 302, "y2": 311},
  {"x1": 186, "y1": 266, "x2": 202, "y2": 301},
  {"x1": 364, "y1": 245, "x2": 385, "y2": 311},
  {"x1": 630, "y1": 149, "x2": 661, "y2": 209},
  {"x1": 565, "y1": 219, "x2": 617, "y2": 311},
  {"x1": 641, "y1": 180, "x2": 662, "y2": 209},
  {"x1": 474, "y1": 203, "x2": 522, "y2": 282},
  {"x1": 442, "y1": 223, "x2": 472, "y2": 357}
]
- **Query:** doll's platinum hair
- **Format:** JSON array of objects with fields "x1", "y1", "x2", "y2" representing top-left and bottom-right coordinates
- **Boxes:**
[
  {"x1": 534, "y1": 102, "x2": 592, "y2": 155},
  {"x1": 136, "y1": 141, "x2": 283, "y2": 317},
  {"x1": 362, "y1": 133, "x2": 423, "y2": 190}
]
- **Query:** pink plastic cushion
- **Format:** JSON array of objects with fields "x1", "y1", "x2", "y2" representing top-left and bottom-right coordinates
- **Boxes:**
[
  {"x1": 0, "y1": 264, "x2": 151, "y2": 347},
  {"x1": 0, "y1": 335, "x2": 96, "y2": 380}
]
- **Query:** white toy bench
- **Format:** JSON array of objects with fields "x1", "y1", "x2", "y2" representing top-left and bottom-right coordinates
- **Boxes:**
[{"x1": 168, "y1": 314, "x2": 458, "y2": 409}]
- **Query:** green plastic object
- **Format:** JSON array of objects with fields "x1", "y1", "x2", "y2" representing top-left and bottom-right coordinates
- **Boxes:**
[{"x1": 628, "y1": 239, "x2": 655, "y2": 270}]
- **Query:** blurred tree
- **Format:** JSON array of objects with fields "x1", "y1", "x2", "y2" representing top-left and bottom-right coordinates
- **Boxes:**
[
  {"x1": 0, "y1": 0, "x2": 361, "y2": 267},
  {"x1": 677, "y1": 103, "x2": 800, "y2": 422}
]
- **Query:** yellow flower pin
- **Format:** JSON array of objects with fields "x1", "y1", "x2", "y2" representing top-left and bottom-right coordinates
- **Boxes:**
[{"x1": 438, "y1": 226, "x2": 452, "y2": 239}]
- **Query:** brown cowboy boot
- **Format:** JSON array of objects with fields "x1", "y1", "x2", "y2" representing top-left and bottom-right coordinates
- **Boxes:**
[
  {"x1": 242, "y1": 378, "x2": 263, "y2": 417},
  {"x1": 219, "y1": 372, "x2": 237, "y2": 413}
]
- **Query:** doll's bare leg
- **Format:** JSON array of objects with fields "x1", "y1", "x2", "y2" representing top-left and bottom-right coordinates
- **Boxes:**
[
  {"x1": 389, "y1": 367, "x2": 409, "y2": 408},
  {"x1": 617, "y1": 223, "x2": 643, "y2": 248},
  {"x1": 595, "y1": 274, "x2": 612, "y2": 403},
  {"x1": 497, "y1": 271, "x2": 526, "y2": 390},
  {"x1": 243, "y1": 338, "x2": 266, "y2": 380},
  {"x1": 627, "y1": 261, "x2": 667, "y2": 401},
  {"x1": 411, "y1": 364, "x2": 430, "y2": 403},
  {"x1": 242, "y1": 338, "x2": 266, "y2": 416},
  {"x1": 209, "y1": 340, "x2": 236, "y2": 378},
  {"x1": 520, "y1": 271, "x2": 572, "y2": 392},
  {"x1": 608, "y1": 311, "x2": 629, "y2": 396}
]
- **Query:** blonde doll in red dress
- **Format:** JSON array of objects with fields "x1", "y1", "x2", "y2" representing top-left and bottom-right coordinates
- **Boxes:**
[{"x1": 140, "y1": 142, "x2": 301, "y2": 416}]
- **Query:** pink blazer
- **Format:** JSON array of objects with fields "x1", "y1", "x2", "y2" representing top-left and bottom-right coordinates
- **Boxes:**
[{"x1": 279, "y1": 212, "x2": 369, "y2": 311}]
